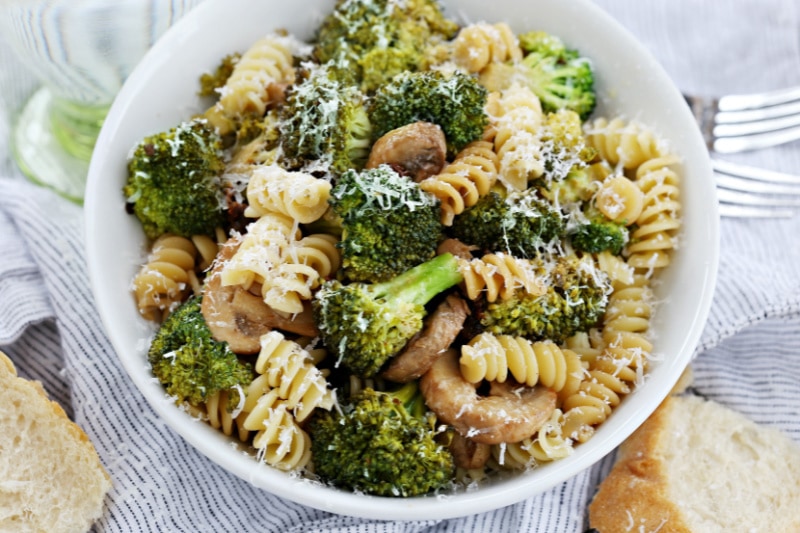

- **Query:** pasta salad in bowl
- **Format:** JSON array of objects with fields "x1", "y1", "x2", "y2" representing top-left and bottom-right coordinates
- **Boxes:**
[{"x1": 84, "y1": 0, "x2": 718, "y2": 520}]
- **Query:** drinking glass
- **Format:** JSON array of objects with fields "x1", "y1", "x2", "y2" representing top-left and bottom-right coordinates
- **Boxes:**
[{"x1": 0, "y1": 0, "x2": 206, "y2": 202}]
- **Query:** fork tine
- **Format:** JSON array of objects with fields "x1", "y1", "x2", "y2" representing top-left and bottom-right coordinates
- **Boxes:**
[
  {"x1": 717, "y1": 203, "x2": 797, "y2": 218},
  {"x1": 713, "y1": 112, "x2": 800, "y2": 138},
  {"x1": 713, "y1": 158, "x2": 800, "y2": 218},
  {"x1": 715, "y1": 99, "x2": 800, "y2": 124},
  {"x1": 717, "y1": 85, "x2": 800, "y2": 111},
  {"x1": 712, "y1": 158, "x2": 800, "y2": 185},
  {"x1": 713, "y1": 126, "x2": 800, "y2": 153}
]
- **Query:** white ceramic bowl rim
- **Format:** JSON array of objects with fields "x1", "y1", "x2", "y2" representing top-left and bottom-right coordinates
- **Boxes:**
[{"x1": 85, "y1": 0, "x2": 719, "y2": 521}]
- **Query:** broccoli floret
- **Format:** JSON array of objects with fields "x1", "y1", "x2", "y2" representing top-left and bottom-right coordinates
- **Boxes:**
[
  {"x1": 278, "y1": 65, "x2": 372, "y2": 176},
  {"x1": 541, "y1": 109, "x2": 597, "y2": 178},
  {"x1": 330, "y1": 165, "x2": 443, "y2": 282},
  {"x1": 148, "y1": 296, "x2": 254, "y2": 407},
  {"x1": 313, "y1": 252, "x2": 464, "y2": 377},
  {"x1": 569, "y1": 207, "x2": 628, "y2": 255},
  {"x1": 515, "y1": 31, "x2": 596, "y2": 120},
  {"x1": 198, "y1": 53, "x2": 241, "y2": 98},
  {"x1": 369, "y1": 70, "x2": 488, "y2": 154},
  {"x1": 308, "y1": 381, "x2": 453, "y2": 496},
  {"x1": 313, "y1": 0, "x2": 458, "y2": 93},
  {"x1": 477, "y1": 254, "x2": 611, "y2": 343},
  {"x1": 124, "y1": 119, "x2": 226, "y2": 239},
  {"x1": 538, "y1": 166, "x2": 596, "y2": 205},
  {"x1": 450, "y1": 187, "x2": 565, "y2": 258}
]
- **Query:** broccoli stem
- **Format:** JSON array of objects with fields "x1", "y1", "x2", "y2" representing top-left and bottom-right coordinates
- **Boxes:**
[{"x1": 373, "y1": 252, "x2": 463, "y2": 307}]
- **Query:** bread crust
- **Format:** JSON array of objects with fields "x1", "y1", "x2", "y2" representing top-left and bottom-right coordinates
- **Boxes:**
[
  {"x1": 589, "y1": 394, "x2": 800, "y2": 533},
  {"x1": 588, "y1": 396, "x2": 691, "y2": 533},
  {"x1": 0, "y1": 351, "x2": 112, "y2": 533}
]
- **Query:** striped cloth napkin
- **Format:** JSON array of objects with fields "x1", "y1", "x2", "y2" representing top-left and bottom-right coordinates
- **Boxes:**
[{"x1": 1, "y1": 0, "x2": 799, "y2": 531}]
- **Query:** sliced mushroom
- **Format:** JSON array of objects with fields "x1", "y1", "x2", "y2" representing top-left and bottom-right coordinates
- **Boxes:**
[
  {"x1": 449, "y1": 432, "x2": 492, "y2": 470},
  {"x1": 382, "y1": 294, "x2": 470, "y2": 383},
  {"x1": 201, "y1": 240, "x2": 318, "y2": 354},
  {"x1": 366, "y1": 121, "x2": 448, "y2": 182}
]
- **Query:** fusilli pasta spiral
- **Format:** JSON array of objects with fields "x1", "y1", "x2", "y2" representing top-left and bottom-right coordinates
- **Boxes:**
[
  {"x1": 132, "y1": 234, "x2": 212, "y2": 320},
  {"x1": 217, "y1": 36, "x2": 296, "y2": 120},
  {"x1": 244, "y1": 164, "x2": 332, "y2": 223},
  {"x1": 487, "y1": 86, "x2": 545, "y2": 191},
  {"x1": 453, "y1": 22, "x2": 522, "y2": 73},
  {"x1": 460, "y1": 333, "x2": 584, "y2": 395},
  {"x1": 242, "y1": 388, "x2": 312, "y2": 470},
  {"x1": 626, "y1": 155, "x2": 682, "y2": 272},
  {"x1": 585, "y1": 117, "x2": 667, "y2": 170},
  {"x1": 457, "y1": 253, "x2": 543, "y2": 302},
  {"x1": 494, "y1": 409, "x2": 573, "y2": 468},
  {"x1": 420, "y1": 140, "x2": 500, "y2": 225},
  {"x1": 254, "y1": 330, "x2": 335, "y2": 422}
]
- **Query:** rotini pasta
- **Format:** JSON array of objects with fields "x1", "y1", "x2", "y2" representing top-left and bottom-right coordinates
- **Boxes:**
[
  {"x1": 242, "y1": 388, "x2": 312, "y2": 470},
  {"x1": 420, "y1": 140, "x2": 500, "y2": 225},
  {"x1": 244, "y1": 164, "x2": 332, "y2": 223},
  {"x1": 457, "y1": 253, "x2": 543, "y2": 302},
  {"x1": 494, "y1": 409, "x2": 573, "y2": 468},
  {"x1": 453, "y1": 22, "x2": 522, "y2": 73},
  {"x1": 626, "y1": 155, "x2": 682, "y2": 272},
  {"x1": 460, "y1": 333, "x2": 583, "y2": 396},
  {"x1": 488, "y1": 85, "x2": 545, "y2": 191},
  {"x1": 254, "y1": 330, "x2": 335, "y2": 422},
  {"x1": 216, "y1": 35, "x2": 297, "y2": 120},
  {"x1": 585, "y1": 117, "x2": 668, "y2": 171},
  {"x1": 132, "y1": 234, "x2": 208, "y2": 320}
]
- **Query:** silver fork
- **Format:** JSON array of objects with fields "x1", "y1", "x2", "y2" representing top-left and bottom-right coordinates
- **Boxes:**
[
  {"x1": 685, "y1": 86, "x2": 800, "y2": 153},
  {"x1": 713, "y1": 158, "x2": 800, "y2": 218}
]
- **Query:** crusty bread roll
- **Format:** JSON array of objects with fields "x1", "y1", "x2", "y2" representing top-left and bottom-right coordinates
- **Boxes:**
[
  {"x1": 0, "y1": 351, "x2": 111, "y2": 533},
  {"x1": 588, "y1": 394, "x2": 800, "y2": 533}
]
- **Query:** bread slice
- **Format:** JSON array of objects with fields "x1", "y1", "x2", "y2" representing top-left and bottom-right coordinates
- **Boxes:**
[
  {"x1": 0, "y1": 351, "x2": 112, "y2": 533},
  {"x1": 588, "y1": 394, "x2": 800, "y2": 532}
]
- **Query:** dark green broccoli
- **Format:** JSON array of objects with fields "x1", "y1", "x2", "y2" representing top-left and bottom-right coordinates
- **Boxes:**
[
  {"x1": 278, "y1": 65, "x2": 372, "y2": 176},
  {"x1": 124, "y1": 119, "x2": 226, "y2": 239},
  {"x1": 313, "y1": 0, "x2": 458, "y2": 92},
  {"x1": 368, "y1": 70, "x2": 488, "y2": 154},
  {"x1": 477, "y1": 254, "x2": 611, "y2": 343},
  {"x1": 198, "y1": 53, "x2": 241, "y2": 98},
  {"x1": 330, "y1": 165, "x2": 443, "y2": 283},
  {"x1": 313, "y1": 252, "x2": 464, "y2": 377},
  {"x1": 516, "y1": 30, "x2": 596, "y2": 120},
  {"x1": 148, "y1": 296, "x2": 254, "y2": 407},
  {"x1": 569, "y1": 206, "x2": 628, "y2": 255},
  {"x1": 450, "y1": 187, "x2": 565, "y2": 258},
  {"x1": 308, "y1": 381, "x2": 453, "y2": 496}
]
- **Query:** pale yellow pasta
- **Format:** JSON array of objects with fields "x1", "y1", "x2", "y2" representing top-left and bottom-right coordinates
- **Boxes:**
[
  {"x1": 457, "y1": 253, "x2": 544, "y2": 302},
  {"x1": 132, "y1": 234, "x2": 202, "y2": 320},
  {"x1": 453, "y1": 22, "x2": 522, "y2": 73},
  {"x1": 219, "y1": 213, "x2": 298, "y2": 289},
  {"x1": 460, "y1": 333, "x2": 584, "y2": 396},
  {"x1": 488, "y1": 85, "x2": 545, "y2": 191},
  {"x1": 205, "y1": 389, "x2": 249, "y2": 442},
  {"x1": 585, "y1": 117, "x2": 667, "y2": 170},
  {"x1": 594, "y1": 175, "x2": 644, "y2": 225},
  {"x1": 420, "y1": 140, "x2": 499, "y2": 226},
  {"x1": 254, "y1": 331, "x2": 335, "y2": 422},
  {"x1": 495, "y1": 409, "x2": 573, "y2": 468},
  {"x1": 594, "y1": 251, "x2": 635, "y2": 287},
  {"x1": 242, "y1": 388, "x2": 312, "y2": 471},
  {"x1": 626, "y1": 156, "x2": 681, "y2": 272},
  {"x1": 216, "y1": 35, "x2": 296, "y2": 120},
  {"x1": 559, "y1": 366, "x2": 625, "y2": 443},
  {"x1": 244, "y1": 164, "x2": 332, "y2": 223},
  {"x1": 259, "y1": 233, "x2": 341, "y2": 314}
]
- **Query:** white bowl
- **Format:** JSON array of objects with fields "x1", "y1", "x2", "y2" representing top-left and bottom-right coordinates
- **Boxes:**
[{"x1": 85, "y1": 0, "x2": 719, "y2": 521}]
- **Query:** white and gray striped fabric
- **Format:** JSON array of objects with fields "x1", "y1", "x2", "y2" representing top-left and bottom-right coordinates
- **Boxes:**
[{"x1": 1, "y1": 1, "x2": 799, "y2": 531}]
